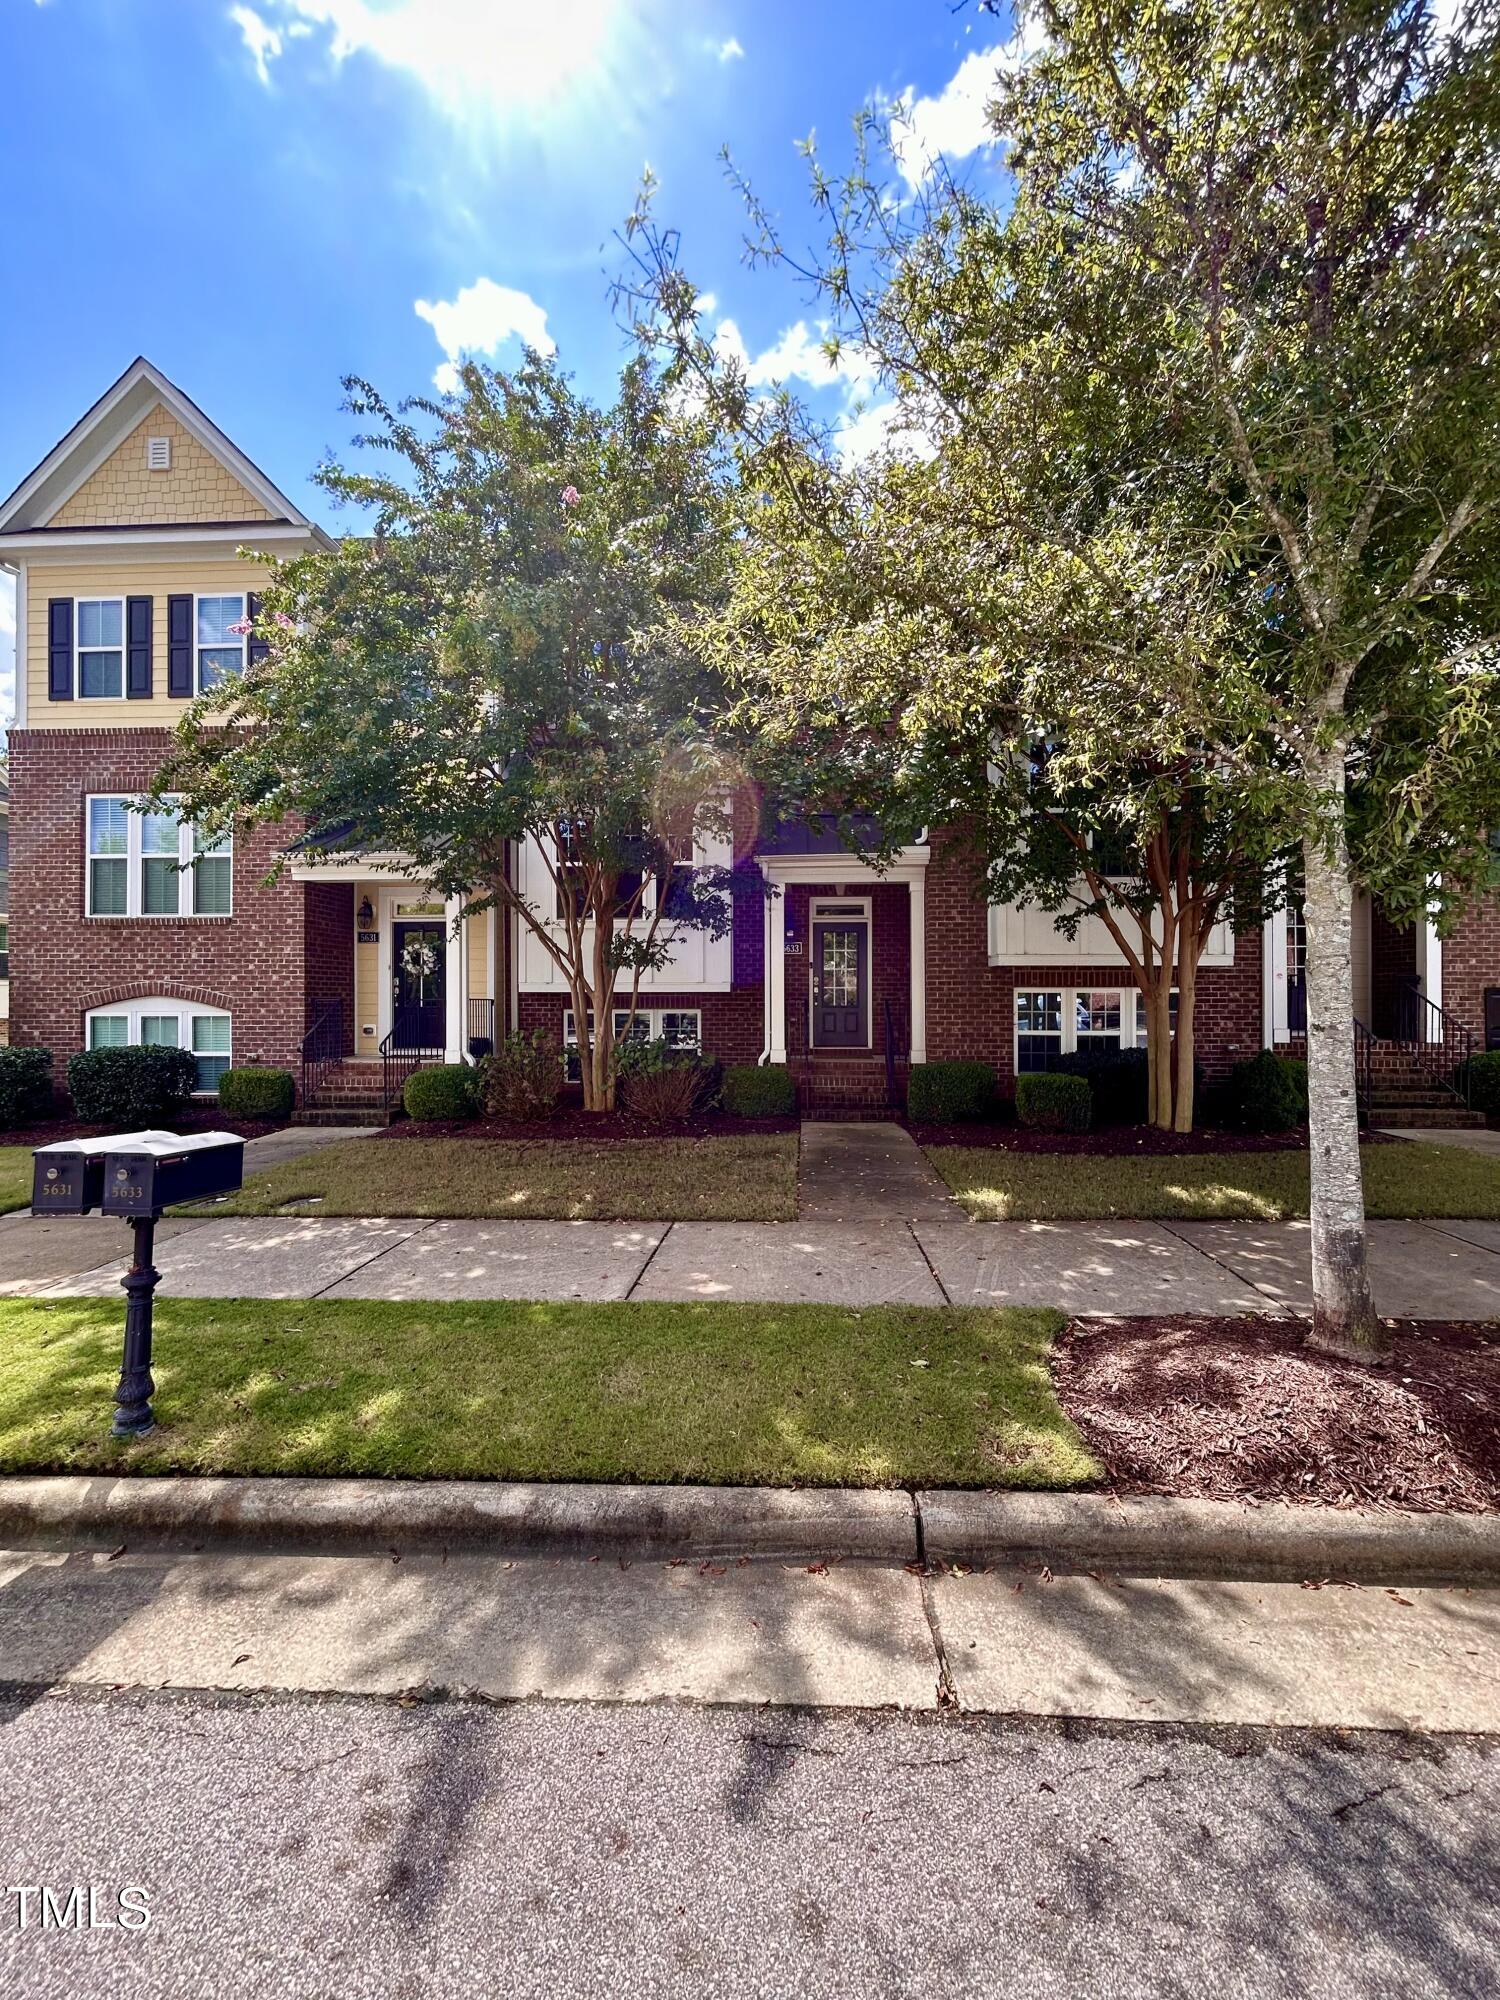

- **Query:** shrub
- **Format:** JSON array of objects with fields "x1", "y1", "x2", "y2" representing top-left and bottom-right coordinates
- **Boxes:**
[
  {"x1": 216, "y1": 1066, "x2": 294, "y2": 1120},
  {"x1": 403, "y1": 1063, "x2": 479, "y2": 1122},
  {"x1": 1466, "y1": 1050, "x2": 1500, "y2": 1117},
  {"x1": 1015, "y1": 1071, "x2": 1092, "y2": 1132},
  {"x1": 1225, "y1": 1050, "x2": 1308, "y2": 1132},
  {"x1": 721, "y1": 1064, "x2": 797, "y2": 1118},
  {"x1": 67, "y1": 1045, "x2": 198, "y2": 1126},
  {"x1": 906, "y1": 1060, "x2": 996, "y2": 1124},
  {"x1": 1056, "y1": 1047, "x2": 1149, "y2": 1126},
  {"x1": 480, "y1": 1031, "x2": 564, "y2": 1122},
  {"x1": 0, "y1": 1046, "x2": 54, "y2": 1129}
]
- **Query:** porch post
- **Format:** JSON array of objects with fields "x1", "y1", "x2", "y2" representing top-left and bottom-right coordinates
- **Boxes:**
[
  {"x1": 1267, "y1": 905, "x2": 1290, "y2": 1043},
  {"x1": 444, "y1": 895, "x2": 467, "y2": 1062},
  {"x1": 767, "y1": 875, "x2": 788, "y2": 1064},
  {"x1": 908, "y1": 871, "x2": 927, "y2": 1065},
  {"x1": 1416, "y1": 902, "x2": 1443, "y2": 1042}
]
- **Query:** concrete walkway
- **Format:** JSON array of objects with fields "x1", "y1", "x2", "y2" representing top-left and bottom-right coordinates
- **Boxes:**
[
  {"x1": 3, "y1": 1209, "x2": 1499, "y2": 1316},
  {"x1": 1380, "y1": 1124, "x2": 1500, "y2": 1156},
  {"x1": 797, "y1": 1120, "x2": 958, "y2": 1224}
]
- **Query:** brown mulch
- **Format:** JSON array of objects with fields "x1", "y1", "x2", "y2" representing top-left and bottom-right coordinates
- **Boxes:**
[
  {"x1": 1054, "y1": 1315, "x2": 1500, "y2": 1513},
  {"x1": 378, "y1": 1110, "x2": 799, "y2": 1143},
  {"x1": 912, "y1": 1123, "x2": 1398, "y2": 1154},
  {"x1": 7, "y1": 1115, "x2": 286, "y2": 1146}
]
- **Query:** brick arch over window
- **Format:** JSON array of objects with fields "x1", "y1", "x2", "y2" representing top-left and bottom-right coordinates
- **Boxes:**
[{"x1": 79, "y1": 981, "x2": 234, "y2": 1018}]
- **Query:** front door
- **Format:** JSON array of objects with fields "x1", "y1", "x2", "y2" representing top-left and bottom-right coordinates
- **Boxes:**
[
  {"x1": 812, "y1": 922, "x2": 867, "y2": 1048},
  {"x1": 392, "y1": 921, "x2": 446, "y2": 1050}
]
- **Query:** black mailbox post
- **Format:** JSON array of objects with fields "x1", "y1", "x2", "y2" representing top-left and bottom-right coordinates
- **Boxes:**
[{"x1": 32, "y1": 1130, "x2": 246, "y2": 1439}]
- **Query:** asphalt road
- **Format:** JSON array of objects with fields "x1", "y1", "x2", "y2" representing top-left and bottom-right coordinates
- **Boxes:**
[{"x1": 1, "y1": 1686, "x2": 1496, "y2": 2000}]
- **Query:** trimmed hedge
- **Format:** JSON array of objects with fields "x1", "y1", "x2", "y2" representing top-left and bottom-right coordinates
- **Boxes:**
[
  {"x1": 67, "y1": 1045, "x2": 198, "y2": 1125},
  {"x1": 1466, "y1": 1050, "x2": 1500, "y2": 1118},
  {"x1": 906, "y1": 1060, "x2": 996, "y2": 1124},
  {"x1": 1056, "y1": 1047, "x2": 1149, "y2": 1126},
  {"x1": 0, "y1": 1046, "x2": 54, "y2": 1129},
  {"x1": 403, "y1": 1064, "x2": 479, "y2": 1122},
  {"x1": 216, "y1": 1067, "x2": 295, "y2": 1120},
  {"x1": 1225, "y1": 1050, "x2": 1308, "y2": 1132},
  {"x1": 1015, "y1": 1071, "x2": 1092, "y2": 1133},
  {"x1": 721, "y1": 1064, "x2": 797, "y2": 1119}
]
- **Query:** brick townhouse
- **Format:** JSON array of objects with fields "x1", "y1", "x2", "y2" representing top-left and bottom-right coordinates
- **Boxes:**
[{"x1": 1, "y1": 358, "x2": 1496, "y2": 1121}]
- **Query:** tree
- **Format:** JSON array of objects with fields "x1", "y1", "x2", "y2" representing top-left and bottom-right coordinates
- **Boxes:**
[
  {"x1": 150, "y1": 352, "x2": 748, "y2": 1110},
  {"x1": 627, "y1": 0, "x2": 1500, "y2": 1349}
]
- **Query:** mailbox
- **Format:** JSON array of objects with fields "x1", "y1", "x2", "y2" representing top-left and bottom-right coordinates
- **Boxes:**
[
  {"x1": 31, "y1": 1139, "x2": 115, "y2": 1216},
  {"x1": 100, "y1": 1131, "x2": 246, "y2": 1219}
]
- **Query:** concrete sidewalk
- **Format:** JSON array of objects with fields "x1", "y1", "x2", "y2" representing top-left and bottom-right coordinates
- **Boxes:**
[
  {"x1": 2, "y1": 1209, "x2": 1498, "y2": 1315},
  {"x1": 0, "y1": 1541, "x2": 1495, "y2": 1730}
]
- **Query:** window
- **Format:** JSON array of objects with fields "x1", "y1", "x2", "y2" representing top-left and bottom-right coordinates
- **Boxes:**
[
  {"x1": 562, "y1": 1005, "x2": 703, "y2": 1078},
  {"x1": 1134, "y1": 990, "x2": 1179, "y2": 1043},
  {"x1": 196, "y1": 595, "x2": 247, "y2": 692},
  {"x1": 84, "y1": 1001, "x2": 231, "y2": 1094},
  {"x1": 85, "y1": 796, "x2": 233, "y2": 918},
  {"x1": 1016, "y1": 990, "x2": 1064, "y2": 1073},
  {"x1": 0, "y1": 920, "x2": 8, "y2": 981},
  {"x1": 76, "y1": 598, "x2": 124, "y2": 700},
  {"x1": 1074, "y1": 990, "x2": 1123, "y2": 1051},
  {"x1": 1019, "y1": 985, "x2": 1158, "y2": 1073}
]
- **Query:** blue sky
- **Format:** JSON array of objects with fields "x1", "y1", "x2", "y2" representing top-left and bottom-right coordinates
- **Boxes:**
[{"x1": 0, "y1": 0, "x2": 1029, "y2": 721}]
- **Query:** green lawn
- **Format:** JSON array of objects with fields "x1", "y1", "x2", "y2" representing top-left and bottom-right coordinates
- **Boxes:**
[
  {"x1": 927, "y1": 1139, "x2": 1500, "y2": 1221},
  {"x1": 0, "y1": 1297, "x2": 1095, "y2": 1490},
  {"x1": 186, "y1": 1134, "x2": 798, "y2": 1223},
  {"x1": 0, "y1": 1148, "x2": 33, "y2": 1216}
]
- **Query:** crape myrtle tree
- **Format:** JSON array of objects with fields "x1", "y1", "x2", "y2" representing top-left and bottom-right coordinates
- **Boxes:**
[
  {"x1": 627, "y1": 0, "x2": 1500, "y2": 1352},
  {"x1": 149, "y1": 352, "x2": 749, "y2": 1111}
]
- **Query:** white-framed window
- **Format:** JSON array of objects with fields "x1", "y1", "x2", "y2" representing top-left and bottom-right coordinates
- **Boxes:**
[
  {"x1": 76, "y1": 597, "x2": 125, "y2": 700},
  {"x1": 196, "y1": 594, "x2": 247, "y2": 692},
  {"x1": 85, "y1": 1000, "x2": 232, "y2": 1094},
  {"x1": 1016, "y1": 986, "x2": 1161, "y2": 1073},
  {"x1": 86, "y1": 795, "x2": 233, "y2": 918},
  {"x1": 562, "y1": 1005, "x2": 703, "y2": 1078}
]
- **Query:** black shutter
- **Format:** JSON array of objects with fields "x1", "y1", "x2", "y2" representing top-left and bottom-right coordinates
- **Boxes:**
[
  {"x1": 47, "y1": 599, "x2": 73, "y2": 700},
  {"x1": 125, "y1": 595, "x2": 153, "y2": 699},
  {"x1": 167, "y1": 594, "x2": 193, "y2": 697},
  {"x1": 246, "y1": 590, "x2": 270, "y2": 670}
]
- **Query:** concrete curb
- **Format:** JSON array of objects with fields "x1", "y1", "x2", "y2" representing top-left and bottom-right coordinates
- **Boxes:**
[
  {"x1": 918, "y1": 1490, "x2": 1500, "y2": 1586},
  {"x1": 0, "y1": 1476, "x2": 917, "y2": 1565},
  {"x1": 0, "y1": 1477, "x2": 1496, "y2": 1583}
]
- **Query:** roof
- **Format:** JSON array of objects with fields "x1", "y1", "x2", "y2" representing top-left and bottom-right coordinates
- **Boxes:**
[{"x1": 0, "y1": 357, "x2": 332, "y2": 547}]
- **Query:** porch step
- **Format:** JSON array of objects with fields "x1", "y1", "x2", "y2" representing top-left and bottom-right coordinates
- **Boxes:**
[
  {"x1": 1371, "y1": 1105, "x2": 1488, "y2": 1130},
  {"x1": 790, "y1": 1057, "x2": 907, "y2": 1117},
  {"x1": 291, "y1": 1106, "x2": 397, "y2": 1128}
]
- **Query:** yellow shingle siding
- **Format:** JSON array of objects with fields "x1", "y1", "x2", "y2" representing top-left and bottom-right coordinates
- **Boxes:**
[
  {"x1": 24, "y1": 556, "x2": 274, "y2": 726},
  {"x1": 467, "y1": 905, "x2": 491, "y2": 999},
  {"x1": 51, "y1": 405, "x2": 275, "y2": 528}
]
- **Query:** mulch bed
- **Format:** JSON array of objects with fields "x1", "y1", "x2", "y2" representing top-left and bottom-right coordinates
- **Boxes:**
[
  {"x1": 378, "y1": 1111, "x2": 799, "y2": 1143},
  {"x1": 912, "y1": 1122, "x2": 1397, "y2": 1154},
  {"x1": 1054, "y1": 1315, "x2": 1500, "y2": 1512},
  {"x1": 6, "y1": 1116, "x2": 287, "y2": 1146}
]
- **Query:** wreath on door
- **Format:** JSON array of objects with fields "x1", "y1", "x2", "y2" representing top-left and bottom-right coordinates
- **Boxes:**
[{"x1": 401, "y1": 933, "x2": 441, "y2": 1001}]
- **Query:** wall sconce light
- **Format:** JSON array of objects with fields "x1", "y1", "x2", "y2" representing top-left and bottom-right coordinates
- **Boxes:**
[{"x1": 357, "y1": 895, "x2": 375, "y2": 929}]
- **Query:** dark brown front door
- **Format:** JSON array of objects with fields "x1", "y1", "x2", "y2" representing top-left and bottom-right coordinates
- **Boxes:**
[
  {"x1": 393, "y1": 921, "x2": 446, "y2": 1049},
  {"x1": 812, "y1": 922, "x2": 867, "y2": 1047}
]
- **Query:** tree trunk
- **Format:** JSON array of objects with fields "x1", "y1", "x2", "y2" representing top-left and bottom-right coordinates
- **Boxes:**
[
  {"x1": 1150, "y1": 979, "x2": 1174, "y2": 1128},
  {"x1": 1301, "y1": 753, "x2": 1386, "y2": 1358},
  {"x1": 1172, "y1": 946, "x2": 1197, "y2": 1133}
]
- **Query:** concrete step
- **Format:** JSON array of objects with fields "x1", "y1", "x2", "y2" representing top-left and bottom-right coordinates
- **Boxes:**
[
  {"x1": 291, "y1": 1106, "x2": 395, "y2": 1127},
  {"x1": 1371, "y1": 1106, "x2": 1487, "y2": 1129}
]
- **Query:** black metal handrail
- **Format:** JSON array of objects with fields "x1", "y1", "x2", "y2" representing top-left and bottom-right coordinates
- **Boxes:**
[
  {"x1": 380, "y1": 1004, "x2": 446, "y2": 1109},
  {"x1": 883, "y1": 995, "x2": 907, "y2": 1111},
  {"x1": 300, "y1": 998, "x2": 345, "y2": 1107},
  {"x1": 1394, "y1": 976, "x2": 1475, "y2": 1106},
  {"x1": 467, "y1": 997, "x2": 496, "y2": 1057},
  {"x1": 1353, "y1": 1016, "x2": 1374, "y2": 1127}
]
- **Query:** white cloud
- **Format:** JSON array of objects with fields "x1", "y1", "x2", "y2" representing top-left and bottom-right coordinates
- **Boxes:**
[
  {"x1": 714, "y1": 36, "x2": 744, "y2": 62},
  {"x1": 742, "y1": 319, "x2": 878, "y2": 398},
  {"x1": 230, "y1": 4, "x2": 282, "y2": 86},
  {"x1": 890, "y1": 8, "x2": 1048, "y2": 190},
  {"x1": 229, "y1": 0, "x2": 621, "y2": 115},
  {"x1": 701, "y1": 310, "x2": 930, "y2": 466},
  {"x1": 415, "y1": 277, "x2": 555, "y2": 390}
]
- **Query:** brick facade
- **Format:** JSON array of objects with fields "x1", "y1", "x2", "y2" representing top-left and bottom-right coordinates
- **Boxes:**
[
  {"x1": 9, "y1": 726, "x2": 314, "y2": 1075},
  {"x1": 922, "y1": 824, "x2": 1264, "y2": 1088},
  {"x1": 1444, "y1": 892, "x2": 1500, "y2": 1049}
]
